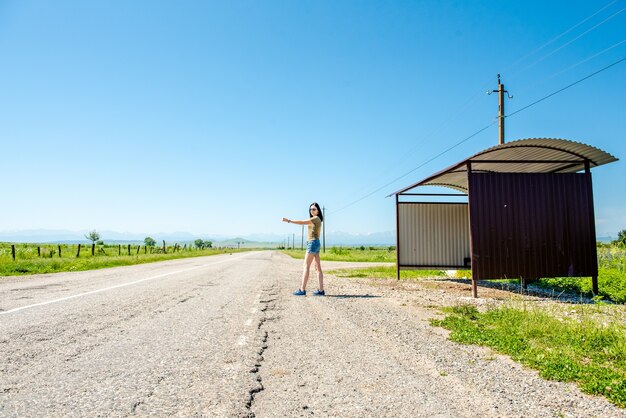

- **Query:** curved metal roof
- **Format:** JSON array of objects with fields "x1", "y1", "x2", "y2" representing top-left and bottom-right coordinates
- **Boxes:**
[{"x1": 392, "y1": 138, "x2": 618, "y2": 194}]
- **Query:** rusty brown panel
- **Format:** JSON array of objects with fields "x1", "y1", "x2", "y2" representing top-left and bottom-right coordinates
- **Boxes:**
[{"x1": 468, "y1": 172, "x2": 598, "y2": 280}]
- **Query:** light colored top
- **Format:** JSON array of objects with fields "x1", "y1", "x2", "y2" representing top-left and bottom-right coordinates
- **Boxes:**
[{"x1": 308, "y1": 216, "x2": 322, "y2": 240}]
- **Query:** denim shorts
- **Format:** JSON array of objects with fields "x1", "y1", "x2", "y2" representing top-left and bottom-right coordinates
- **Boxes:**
[{"x1": 306, "y1": 239, "x2": 321, "y2": 254}]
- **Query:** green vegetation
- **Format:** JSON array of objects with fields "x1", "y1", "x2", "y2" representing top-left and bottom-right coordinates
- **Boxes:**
[
  {"x1": 281, "y1": 246, "x2": 396, "y2": 262},
  {"x1": 292, "y1": 244, "x2": 626, "y2": 303},
  {"x1": 85, "y1": 230, "x2": 101, "y2": 244},
  {"x1": 332, "y1": 265, "x2": 444, "y2": 280},
  {"x1": 431, "y1": 303, "x2": 626, "y2": 408},
  {"x1": 0, "y1": 242, "x2": 246, "y2": 276},
  {"x1": 449, "y1": 245, "x2": 626, "y2": 303},
  {"x1": 613, "y1": 229, "x2": 626, "y2": 247},
  {"x1": 194, "y1": 239, "x2": 213, "y2": 249},
  {"x1": 534, "y1": 246, "x2": 626, "y2": 303},
  {"x1": 283, "y1": 246, "x2": 442, "y2": 280}
]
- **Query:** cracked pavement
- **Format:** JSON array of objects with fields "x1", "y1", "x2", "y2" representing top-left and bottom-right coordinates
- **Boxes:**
[
  {"x1": 1, "y1": 251, "x2": 624, "y2": 417},
  {"x1": 0, "y1": 251, "x2": 279, "y2": 416}
]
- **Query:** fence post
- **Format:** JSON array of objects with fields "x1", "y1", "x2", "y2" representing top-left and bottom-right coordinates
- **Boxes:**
[
  {"x1": 163, "y1": 240, "x2": 166, "y2": 254},
  {"x1": 145, "y1": 246, "x2": 147, "y2": 254},
  {"x1": 37, "y1": 246, "x2": 41, "y2": 257},
  {"x1": 76, "y1": 244, "x2": 81, "y2": 257},
  {"x1": 11, "y1": 244, "x2": 15, "y2": 261},
  {"x1": 92, "y1": 243, "x2": 95, "y2": 256},
  {"x1": 58, "y1": 245, "x2": 62, "y2": 257},
  {"x1": 127, "y1": 244, "x2": 131, "y2": 256},
  {"x1": 136, "y1": 245, "x2": 141, "y2": 255},
  {"x1": 118, "y1": 245, "x2": 121, "y2": 256}
]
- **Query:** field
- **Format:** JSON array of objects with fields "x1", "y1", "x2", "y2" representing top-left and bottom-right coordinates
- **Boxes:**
[
  {"x1": 3, "y1": 242, "x2": 625, "y2": 407},
  {"x1": 283, "y1": 245, "x2": 626, "y2": 304},
  {"x1": 3, "y1": 243, "x2": 625, "y2": 303},
  {"x1": 0, "y1": 242, "x2": 248, "y2": 276},
  {"x1": 432, "y1": 301, "x2": 626, "y2": 408},
  {"x1": 284, "y1": 245, "x2": 626, "y2": 407},
  {"x1": 281, "y1": 245, "x2": 396, "y2": 262}
]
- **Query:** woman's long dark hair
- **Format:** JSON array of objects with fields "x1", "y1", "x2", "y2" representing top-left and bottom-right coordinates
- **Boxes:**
[{"x1": 309, "y1": 202, "x2": 323, "y2": 221}]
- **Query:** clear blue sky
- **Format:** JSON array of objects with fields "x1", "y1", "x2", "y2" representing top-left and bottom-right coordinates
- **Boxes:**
[{"x1": 1, "y1": 0, "x2": 624, "y2": 239}]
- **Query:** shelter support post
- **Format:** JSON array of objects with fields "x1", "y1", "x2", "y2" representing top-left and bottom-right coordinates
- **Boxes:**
[
  {"x1": 585, "y1": 160, "x2": 600, "y2": 296},
  {"x1": 467, "y1": 161, "x2": 478, "y2": 298},
  {"x1": 396, "y1": 194, "x2": 400, "y2": 280}
]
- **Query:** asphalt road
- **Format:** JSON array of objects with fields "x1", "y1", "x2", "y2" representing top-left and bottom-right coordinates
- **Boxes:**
[
  {"x1": 0, "y1": 251, "x2": 280, "y2": 416},
  {"x1": 1, "y1": 251, "x2": 623, "y2": 417}
]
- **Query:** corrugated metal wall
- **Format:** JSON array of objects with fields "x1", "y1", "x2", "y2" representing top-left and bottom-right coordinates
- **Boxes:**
[
  {"x1": 398, "y1": 203, "x2": 470, "y2": 268},
  {"x1": 468, "y1": 172, "x2": 598, "y2": 280}
]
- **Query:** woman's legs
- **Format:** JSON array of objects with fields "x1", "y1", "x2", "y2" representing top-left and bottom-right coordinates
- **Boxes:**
[
  {"x1": 314, "y1": 253, "x2": 324, "y2": 291},
  {"x1": 300, "y1": 252, "x2": 316, "y2": 291}
]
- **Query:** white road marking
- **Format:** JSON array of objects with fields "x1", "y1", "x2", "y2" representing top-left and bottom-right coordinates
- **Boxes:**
[{"x1": 0, "y1": 253, "x2": 252, "y2": 316}]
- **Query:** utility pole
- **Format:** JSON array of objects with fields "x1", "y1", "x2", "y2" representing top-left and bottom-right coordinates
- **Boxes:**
[
  {"x1": 322, "y1": 206, "x2": 326, "y2": 253},
  {"x1": 488, "y1": 74, "x2": 513, "y2": 145},
  {"x1": 292, "y1": 233, "x2": 295, "y2": 250}
]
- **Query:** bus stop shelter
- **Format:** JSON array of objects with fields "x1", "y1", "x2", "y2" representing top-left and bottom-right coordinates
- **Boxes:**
[{"x1": 390, "y1": 138, "x2": 618, "y2": 297}]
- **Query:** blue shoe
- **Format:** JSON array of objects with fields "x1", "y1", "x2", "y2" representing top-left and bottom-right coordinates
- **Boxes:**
[
  {"x1": 313, "y1": 290, "x2": 325, "y2": 296},
  {"x1": 293, "y1": 289, "x2": 306, "y2": 296}
]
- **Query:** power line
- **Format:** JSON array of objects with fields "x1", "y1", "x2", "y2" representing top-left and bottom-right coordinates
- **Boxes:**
[
  {"x1": 332, "y1": 57, "x2": 625, "y2": 215},
  {"x1": 507, "y1": 56, "x2": 626, "y2": 119},
  {"x1": 509, "y1": 0, "x2": 620, "y2": 71},
  {"x1": 521, "y1": 39, "x2": 626, "y2": 90},
  {"x1": 330, "y1": 120, "x2": 496, "y2": 214},
  {"x1": 336, "y1": 6, "x2": 620, "y2": 203},
  {"x1": 346, "y1": 86, "x2": 489, "y2": 200},
  {"x1": 329, "y1": 4, "x2": 626, "y2": 216},
  {"x1": 513, "y1": 4, "x2": 626, "y2": 77}
]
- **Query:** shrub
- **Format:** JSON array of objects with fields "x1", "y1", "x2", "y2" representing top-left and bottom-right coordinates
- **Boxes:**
[{"x1": 330, "y1": 246, "x2": 349, "y2": 255}]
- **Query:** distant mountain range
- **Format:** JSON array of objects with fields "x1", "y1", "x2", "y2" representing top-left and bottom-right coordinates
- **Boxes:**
[
  {"x1": 0, "y1": 229, "x2": 397, "y2": 246},
  {"x1": 2, "y1": 229, "x2": 616, "y2": 246}
]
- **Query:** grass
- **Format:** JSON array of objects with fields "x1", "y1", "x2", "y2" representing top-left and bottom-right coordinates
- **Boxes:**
[
  {"x1": 286, "y1": 245, "x2": 626, "y2": 303},
  {"x1": 288, "y1": 244, "x2": 626, "y2": 407},
  {"x1": 533, "y1": 246, "x2": 626, "y2": 303},
  {"x1": 331, "y1": 265, "x2": 445, "y2": 280},
  {"x1": 281, "y1": 246, "x2": 396, "y2": 263},
  {"x1": 0, "y1": 243, "x2": 248, "y2": 276},
  {"x1": 431, "y1": 302, "x2": 626, "y2": 408},
  {"x1": 281, "y1": 246, "x2": 444, "y2": 280},
  {"x1": 329, "y1": 266, "x2": 446, "y2": 280}
]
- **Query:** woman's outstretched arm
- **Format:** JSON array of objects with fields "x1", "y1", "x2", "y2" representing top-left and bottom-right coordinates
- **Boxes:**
[{"x1": 282, "y1": 217, "x2": 313, "y2": 226}]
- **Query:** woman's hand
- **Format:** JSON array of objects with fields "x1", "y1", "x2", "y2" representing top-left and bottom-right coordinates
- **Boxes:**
[{"x1": 282, "y1": 217, "x2": 289, "y2": 223}]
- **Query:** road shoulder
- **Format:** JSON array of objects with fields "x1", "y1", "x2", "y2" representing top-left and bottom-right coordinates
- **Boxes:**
[{"x1": 252, "y1": 261, "x2": 624, "y2": 417}]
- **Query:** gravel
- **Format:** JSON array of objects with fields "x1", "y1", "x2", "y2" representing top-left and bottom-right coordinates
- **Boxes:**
[
  {"x1": 1, "y1": 251, "x2": 623, "y2": 417},
  {"x1": 252, "y1": 253, "x2": 626, "y2": 417}
]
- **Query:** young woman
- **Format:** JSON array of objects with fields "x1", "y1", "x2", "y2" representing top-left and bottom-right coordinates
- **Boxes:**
[{"x1": 282, "y1": 202, "x2": 324, "y2": 296}]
